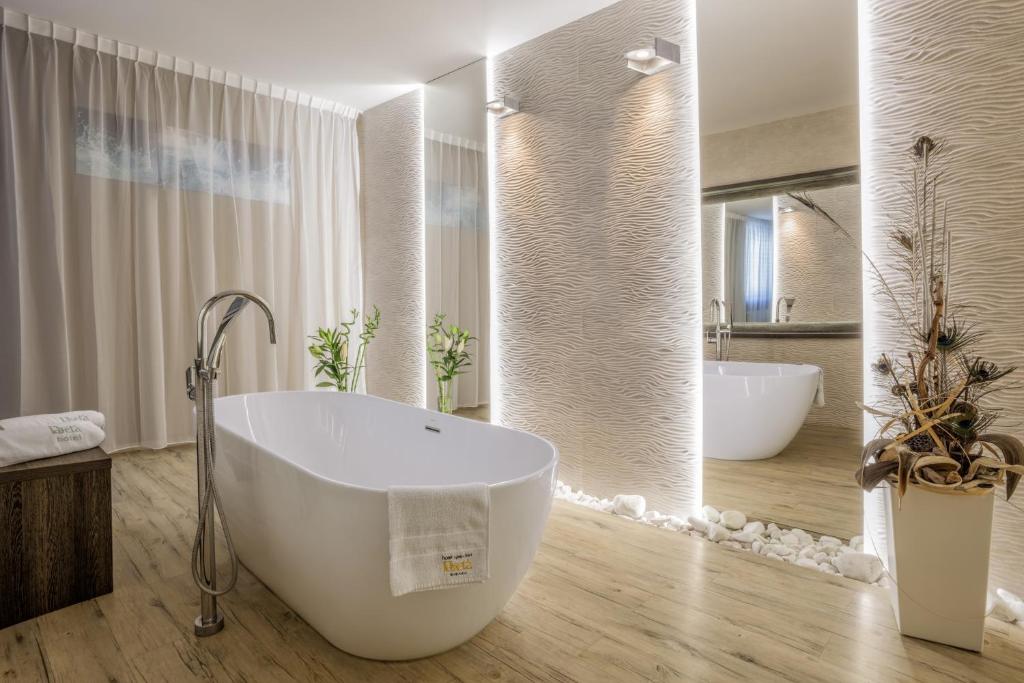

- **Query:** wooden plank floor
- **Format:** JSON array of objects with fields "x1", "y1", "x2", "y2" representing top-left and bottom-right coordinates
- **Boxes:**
[
  {"x1": 703, "y1": 425, "x2": 864, "y2": 540},
  {"x1": 3, "y1": 447, "x2": 1024, "y2": 682}
]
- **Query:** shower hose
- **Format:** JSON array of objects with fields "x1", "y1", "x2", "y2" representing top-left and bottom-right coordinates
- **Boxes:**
[{"x1": 191, "y1": 373, "x2": 239, "y2": 598}]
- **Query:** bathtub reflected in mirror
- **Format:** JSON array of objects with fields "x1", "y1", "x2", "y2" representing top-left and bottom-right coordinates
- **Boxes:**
[{"x1": 697, "y1": 0, "x2": 862, "y2": 540}]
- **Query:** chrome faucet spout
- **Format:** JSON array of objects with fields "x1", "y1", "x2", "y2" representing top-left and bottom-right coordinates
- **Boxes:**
[
  {"x1": 774, "y1": 296, "x2": 795, "y2": 323},
  {"x1": 197, "y1": 290, "x2": 277, "y2": 371}
]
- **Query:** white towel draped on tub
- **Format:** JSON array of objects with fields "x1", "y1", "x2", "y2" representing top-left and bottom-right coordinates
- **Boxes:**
[
  {"x1": 0, "y1": 412, "x2": 106, "y2": 467},
  {"x1": 387, "y1": 483, "x2": 490, "y2": 597}
]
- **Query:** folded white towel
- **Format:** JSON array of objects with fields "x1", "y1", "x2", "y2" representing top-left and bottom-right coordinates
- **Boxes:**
[
  {"x1": 387, "y1": 483, "x2": 490, "y2": 597},
  {"x1": 0, "y1": 412, "x2": 106, "y2": 468},
  {"x1": 0, "y1": 410, "x2": 105, "y2": 432},
  {"x1": 814, "y1": 369, "x2": 826, "y2": 407}
]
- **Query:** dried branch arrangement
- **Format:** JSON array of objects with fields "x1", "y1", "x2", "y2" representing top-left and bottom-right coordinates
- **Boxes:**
[{"x1": 790, "y1": 136, "x2": 1024, "y2": 501}]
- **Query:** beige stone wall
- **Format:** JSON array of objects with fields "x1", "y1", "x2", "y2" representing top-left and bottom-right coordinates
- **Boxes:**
[{"x1": 701, "y1": 105, "x2": 859, "y2": 188}]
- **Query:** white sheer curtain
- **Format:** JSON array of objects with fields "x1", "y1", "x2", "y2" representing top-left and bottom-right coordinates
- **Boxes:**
[
  {"x1": 724, "y1": 213, "x2": 747, "y2": 323},
  {"x1": 724, "y1": 213, "x2": 773, "y2": 323},
  {"x1": 424, "y1": 131, "x2": 489, "y2": 409},
  {"x1": 743, "y1": 217, "x2": 773, "y2": 322},
  {"x1": 0, "y1": 18, "x2": 362, "y2": 451}
]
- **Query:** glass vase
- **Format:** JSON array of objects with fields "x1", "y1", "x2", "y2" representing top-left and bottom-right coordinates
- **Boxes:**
[{"x1": 437, "y1": 378, "x2": 453, "y2": 414}]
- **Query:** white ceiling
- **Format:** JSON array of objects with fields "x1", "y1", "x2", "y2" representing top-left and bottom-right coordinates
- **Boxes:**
[
  {"x1": 5, "y1": 0, "x2": 618, "y2": 110},
  {"x1": 697, "y1": 0, "x2": 858, "y2": 135},
  {"x1": 9, "y1": 0, "x2": 858, "y2": 125}
]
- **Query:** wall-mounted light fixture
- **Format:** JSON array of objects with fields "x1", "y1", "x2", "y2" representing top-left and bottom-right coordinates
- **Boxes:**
[
  {"x1": 485, "y1": 95, "x2": 520, "y2": 118},
  {"x1": 625, "y1": 38, "x2": 680, "y2": 75}
]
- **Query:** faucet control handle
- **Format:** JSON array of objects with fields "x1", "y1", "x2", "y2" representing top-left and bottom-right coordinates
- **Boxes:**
[{"x1": 185, "y1": 366, "x2": 196, "y2": 401}]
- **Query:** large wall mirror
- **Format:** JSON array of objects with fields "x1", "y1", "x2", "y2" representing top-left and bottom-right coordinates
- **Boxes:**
[
  {"x1": 423, "y1": 60, "x2": 490, "y2": 421},
  {"x1": 698, "y1": 0, "x2": 862, "y2": 539}
]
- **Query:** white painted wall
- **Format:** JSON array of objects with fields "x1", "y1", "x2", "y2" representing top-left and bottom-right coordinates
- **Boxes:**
[{"x1": 425, "y1": 60, "x2": 487, "y2": 146}]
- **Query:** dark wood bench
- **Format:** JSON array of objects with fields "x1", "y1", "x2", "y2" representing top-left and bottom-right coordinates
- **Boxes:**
[{"x1": 0, "y1": 447, "x2": 113, "y2": 629}]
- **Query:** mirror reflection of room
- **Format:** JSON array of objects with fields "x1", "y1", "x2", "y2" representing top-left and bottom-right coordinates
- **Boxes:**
[
  {"x1": 698, "y1": 0, "x2": 863, "y2": 540},
  {"x1": 721, "y1": 196, "x2": 774, "y2": 324},
  {"x1": 423, "y1": 60, "x2": 490, "y2": 421}
]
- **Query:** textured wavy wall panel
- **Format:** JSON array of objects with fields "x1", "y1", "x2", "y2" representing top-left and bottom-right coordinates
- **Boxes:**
[
  {"x1": 862, "y1": 1, "x2": 1024, "y2": 434},
  {"x1": 360, "y1": 90, "x2": 425, "y2": 406},
  {"x1": 492, "y1": 0, "x2": 701, "y2": 514},
  {"x1": 701, "y1": 204, "x2": 724, "y2": 302}
]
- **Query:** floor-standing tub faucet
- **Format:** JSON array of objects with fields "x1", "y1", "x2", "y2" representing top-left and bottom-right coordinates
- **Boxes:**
[
  {"x1": 707, "y1": 297, "x2": 732, "y2": 361},
  {"x1": 185, "y1": 290, "x2": 276, "y2": 636}
]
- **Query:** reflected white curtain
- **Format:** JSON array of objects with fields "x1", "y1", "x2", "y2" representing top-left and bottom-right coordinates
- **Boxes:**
[
  {"x1": 743, "y1": 217, "x2": 773, "y2": 322},
  {"x1": 0, "y1": 20, "x2": 362, "y2": 450},
  {"x1": 724, "y1": 213, "x2": 747, "y2": 323},
  {"x1": 724, "y1": 213, "x2": 773, "y2": 323},
  {"x1": 424, "y1": 131, "x2": 489, "y2": 409}
]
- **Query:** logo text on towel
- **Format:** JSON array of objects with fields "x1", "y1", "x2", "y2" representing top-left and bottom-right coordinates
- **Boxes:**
[{"x1": 441, "y1": 551, "x2": 475, "y2": 577}]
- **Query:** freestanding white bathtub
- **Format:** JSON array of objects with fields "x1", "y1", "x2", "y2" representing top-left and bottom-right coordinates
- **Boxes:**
[
  {"x1": 213, "y1": 391, "x2": 558, "y2": 660},
  {"x1": 703, "y1": 361, "x2": 821, "y2": 461}
]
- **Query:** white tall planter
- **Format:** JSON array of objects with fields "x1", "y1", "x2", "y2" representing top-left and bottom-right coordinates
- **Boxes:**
[{"x1": 872, "y1": 483, "x2": 994, "y2": 652}]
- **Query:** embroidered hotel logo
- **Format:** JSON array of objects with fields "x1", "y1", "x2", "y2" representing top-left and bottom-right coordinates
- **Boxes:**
[
  {"x1": 441, "y1": 551, "x2": 474, "y2": 577},
  {"x1": 49, "y1": 424, "x2": 84, "y2": 443}
]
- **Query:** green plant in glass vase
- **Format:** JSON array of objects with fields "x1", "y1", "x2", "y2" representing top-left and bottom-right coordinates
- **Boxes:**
[
  {"x1": 308, "y1": 306, "x2": 381, "y2": 391},
  {"x1": 427, "y1": 313, "x2": 474, "y2": 414}
]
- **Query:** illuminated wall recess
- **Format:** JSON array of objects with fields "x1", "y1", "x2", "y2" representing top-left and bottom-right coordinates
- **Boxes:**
[
  {"x1": 861, "y1": 0, "x2": 1024, "y2": 444},
  {"x1": 860, "y1": 0, "x2": 1024, "y2": 555},
  {"x1": 490, "y1": 0, "x2": 702, "y2": 515}
]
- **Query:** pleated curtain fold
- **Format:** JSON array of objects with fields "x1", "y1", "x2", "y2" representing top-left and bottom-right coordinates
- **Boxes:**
[{"x1": 0, "y1": 23, "x2": 363, "y2": 451}]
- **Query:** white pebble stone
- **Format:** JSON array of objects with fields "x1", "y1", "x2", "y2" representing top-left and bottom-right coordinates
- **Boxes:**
[
  {"x1": 742, "y1": 521, "x2": 766, "y2": 535},
  {"x1": 702, "y1": 505, "x2": 721, "y2": 523},
  {"x1": 833, "y1": 552, "x2": 883, "y2": 583},
  {"x1": 795, "y1": 558, "x2": 819, "y2": 570},
  {"x1": 765, "y1": 543, "x2": 794, "y2": 557},
  {"x1": 813, "y1": 552, "x2": 828, "y2": 564},
  {"x1": 780, "y1": 533, "x2": 800, "y2": 547},
  {"x1": 996, "y1": 589, "x2": 1024, "y2": 622},
  {"x1": 751, "y1": 540, "x2": 764, "y2": 555},
  {"x1": 612, "y1": 494, "x2": 646, "y2": 519},
  {"x1": 730, "y1": 531, "x2": 758, "y2": 544},
  {"x1": 706, "y1": 523, "x2": 731, "y2": 542},
  {"x1": 665, "y1": 516, "x2": 686, "y2": 531},
  {"x1": 850, "y1": 535, "x2": 864, "y2": 551},
  {"x1": 818, "y1": 562, "x2": 839, "y2": 574},
  {"x1": 720, "y1": 510, "x2": 747, "y2": 530},
  {"x1": 720, "y1": 540, "x2": 744, "y2": 550},
  {"x1": 819, "y1": 535, "x2": 841, "y2": 547},
  {"x1": 766, "y1": 552, "x2": 783, "y2": 561},
  {"x1": 687, "y1": 516, "x2": 708, "y2": 533},
  {"x1": 798, "y1": 546, "x2": 817, "y2": 560}
]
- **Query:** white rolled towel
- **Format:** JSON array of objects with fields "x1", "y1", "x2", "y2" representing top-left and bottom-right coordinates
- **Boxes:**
[
  {"x1": 0, "y1": 412, "x2": 106, "y2": 468},
  {"x1": 0, "y1": 410, "x2": 105, "y2": 432}
]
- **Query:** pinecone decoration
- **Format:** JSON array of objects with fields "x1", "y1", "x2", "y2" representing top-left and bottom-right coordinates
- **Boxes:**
[{"x1": 905, "y1": 433, "x2": 934, "y2": 453}]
